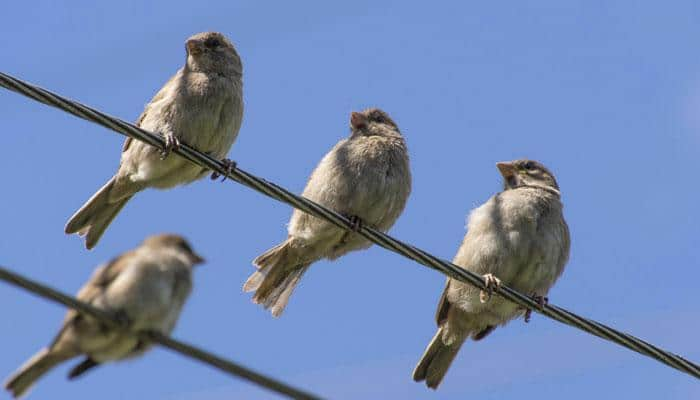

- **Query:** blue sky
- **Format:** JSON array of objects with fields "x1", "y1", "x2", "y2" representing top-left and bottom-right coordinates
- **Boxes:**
[{"x1": 1, "y1": 1, "x2": 699, "y2": 399}]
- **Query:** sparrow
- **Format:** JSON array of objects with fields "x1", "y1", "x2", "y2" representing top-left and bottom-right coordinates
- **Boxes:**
[
  {"x1": 4, "y1": 234, "x2": 204, "y2": 398},
  {"x1": 65, "y1": 31, "x2": 244, "y2": 249},
  {"x1": 244, "y1": 108, "x2": 412, "y2": 317},
  {"x1": 413, "y1": 159, "x2": 570, "y2": 389}
]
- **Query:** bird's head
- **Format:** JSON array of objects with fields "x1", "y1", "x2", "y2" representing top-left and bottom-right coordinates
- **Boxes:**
[
  {"x1": 497, "y1": 159, "x2": 560, "y2": 195},
  {"x1": 143, "y1": 234, "x2": 206, "y2": 267},
  {"x1": 185, "y1": 32, "x2": 242, "y2": 76},
  {"x1": 349, "y1": 108, "x2": 401, "y2": 137}
]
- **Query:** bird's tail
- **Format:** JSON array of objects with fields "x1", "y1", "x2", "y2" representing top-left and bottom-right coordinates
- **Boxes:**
[
  {"x1": 4, "y1": 348, "x2": 72, "y2": 398},
  {"x1": 65, "y1": 176, "x2": 133, "y2": 249},
  {"x1": 243, "y1": 240, "x2": 311, "y2": 317},
  {"x1": 412, "y1": 327, "x2": 465, "y2": 389}
]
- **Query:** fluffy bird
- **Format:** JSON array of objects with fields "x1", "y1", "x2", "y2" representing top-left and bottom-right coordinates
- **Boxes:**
[
  {"x1": 65, "y1": 32, "x2": 244, "y2": 249},
  {"x1": 244, "y1": 108, "x2": 412, "y2": 317},
  {"x1": 413, "y1": 159, "x2": 570, "y2": 389},
  {"x1": 4, "y1": 234, "x2": 204, "y2": 398}
]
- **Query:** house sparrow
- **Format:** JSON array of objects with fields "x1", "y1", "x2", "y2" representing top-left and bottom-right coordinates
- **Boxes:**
[
  {"x1": 4, "y1": 234, "x2": 204, "y2": 398},
  {"x1": 413, "y1": 159, "x2": 570, "y2": 389},
  {"x1": 244, "y1": 108, "x2": 412, "y2": 317},
  {"x1": 65, "y1": 31, "x2": 244, "y2": 249}
]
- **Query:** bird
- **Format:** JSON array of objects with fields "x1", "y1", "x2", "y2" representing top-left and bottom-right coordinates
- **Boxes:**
[
  {"x1": 412, "y1": 159, "x2": 570, "y2": 389},
  {"x1": 65, "y1": 31, "x2": 244, "y2": 249},
  {"x1": 244, "y1": 108, "x2": 412, "y2": 317},
  {"x1": 4, "y1": 234, "x2": 204, "y2": 398}
]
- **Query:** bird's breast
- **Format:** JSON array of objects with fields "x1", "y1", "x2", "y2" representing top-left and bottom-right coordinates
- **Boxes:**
[{"x1": 177, "y1": 78, "x2": 242, "y2": 155}]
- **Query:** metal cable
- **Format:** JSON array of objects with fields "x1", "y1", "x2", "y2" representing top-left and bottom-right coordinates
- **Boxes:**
[
  {"x1": 0, "y1": 266, "x2": 322, "y2": 400},
  {"x1": 1, "y1": 71, "x2": 698, "y2": 380}
]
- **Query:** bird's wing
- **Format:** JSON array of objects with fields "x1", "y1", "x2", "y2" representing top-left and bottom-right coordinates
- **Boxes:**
[
  {"x1": 434, "y1": 279, "x2": 451, "y2": 326},
  {"x1": 556, "y1": 218, "x2": 571, "y2": 273},
  {"x1": 78, "y1": 254, "x2": 131, "y2": 301},
  {"x1": 62, "y1": 254, "x2": 130, "y2": 323},
  {"x1": 122, "y1": 71, "x2": 181, "y2": 153},
  {"x1": 50, "y1": 254, "x2": 132, "y2": 348},
  {"x1": 300, "y1": 141, "x2": 350, "y2": 201}
]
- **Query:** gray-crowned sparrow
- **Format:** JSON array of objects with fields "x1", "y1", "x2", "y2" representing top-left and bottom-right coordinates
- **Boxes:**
[
  {"x1": 244, "y1": 108, "x2": 412, "y2": 317},
  {"x1": 4, "y1": 234, "x2": 204, "y2": 398},
  {"x1": 65, "y1": 32, "x2": 244, "y2": 249},
  {"x1": 413, "y1": 159, "x2": 570, "y2": 389}
]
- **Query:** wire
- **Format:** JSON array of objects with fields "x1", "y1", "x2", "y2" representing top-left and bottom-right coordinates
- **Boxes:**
[
  {"x1": 0, "y1": 266, "x2": 322, "y2": 400},
  {"x1": 1, "y1": 71, "x2": 699, "y2": 380}
]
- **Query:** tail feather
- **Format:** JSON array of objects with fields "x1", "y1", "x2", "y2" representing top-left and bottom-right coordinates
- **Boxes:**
[
  {"x1": 412, "y1": 328, "x2": 465, "y2": 389},
  {"x1": 251, "y1": 242, "x2": 289, "y2": 270},
  {"x1": 5, "y1": 348, "x2": 71, "y2": 398},
  {"x1": 265, "y1": 267, "x2": 307, "y2": 317},
  {"x1": 244, "y1": 241, "x2": 310, "y2": 317},
  {"x1": 65, "y1": 177, "x2": 133, "y2": 249},
  {"x1": 242, "y1": 270, "x2": 264, "y2": 293}
]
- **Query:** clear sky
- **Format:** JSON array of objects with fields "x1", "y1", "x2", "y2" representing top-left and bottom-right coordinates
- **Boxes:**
[{"x1": 1, "y1": 1, "x2": 699, "y2": 399}]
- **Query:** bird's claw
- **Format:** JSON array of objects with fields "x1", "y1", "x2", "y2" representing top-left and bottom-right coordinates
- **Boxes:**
[
  {"x1": 160, "y1": 133, "x2": 181, "y2": 159},
  {"x1": 346, "y1": 215, "x2": 364, "y2": 232},
  {"x1": 524, "y1": 294, "x2": 548, "y2": 323},
  {"x1": 211, "y1": 158, "x2": 237, "y2": 181},
  {"x1": 479, "y1": 273, "x2": 501, "y2": 303}
]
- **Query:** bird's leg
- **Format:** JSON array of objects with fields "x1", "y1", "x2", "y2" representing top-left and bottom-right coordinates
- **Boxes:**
[
  {"x1": 211, "y1": 158, "x2": 237, "y2": 181},
  {"x1": 479, "y1": 273, "x2": 501, "y2": 303},
  {"x1": 524, "y1": 294, "x2": 548, "y2": 323},
  {"x1": 160, "y1": 132, "x2": 181, "y2": 159},
  {"x1": 345, "y1": 214, "x2": 364, "y2": 232}
]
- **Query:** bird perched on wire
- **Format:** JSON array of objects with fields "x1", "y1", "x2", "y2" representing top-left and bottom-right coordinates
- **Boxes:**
[
  {"x1": 413, "y1": 159, "x2": 570, "y2": 389},
  {"x1": 4, "y1": 234, "x2": 204, "y2": 398},
  {"x1": 65, "y1": 31, "x2": 244, "y2": 249},
  {"x1": 244, "y1": 108, "x2": 412, "y2": 317}
]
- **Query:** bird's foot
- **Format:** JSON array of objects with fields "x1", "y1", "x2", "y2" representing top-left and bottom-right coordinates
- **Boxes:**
[
  {"x1": 345, "y1": 214, "x2": 364, "y2": 232},
  {"x1": 479, "y1": 273, "x2": 501, "y2": 303},
  {"x1": 524, "y1": 294, "x2": 548, "y2": 323},
  {"x1": 160, "y1": 132, "x2": 181, "y2": 159},
  {"x1": 211, "y1": 158, "x2": 237, "y2": 181}
]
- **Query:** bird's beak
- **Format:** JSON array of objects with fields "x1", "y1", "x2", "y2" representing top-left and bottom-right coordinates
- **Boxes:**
[
  {"x1": 190, "y1": 252, "x2": 206, "y2": 266},
  {"x1": 496, "y1": 161, "x2": 517, "y2": 179},
  {"x1": 186, "y1": 39, "x2": 203, "y2": 56},
  {"x1": 350, "y1": 111, "x2": 368, "y2": 130}
]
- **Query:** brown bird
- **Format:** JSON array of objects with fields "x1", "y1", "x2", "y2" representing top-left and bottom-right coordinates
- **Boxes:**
[
  {"x1": 413, "y1": 160, "x2": 570, "y2": 389},
  {"x1": 244, "y1": 108, "x2": 412, "y2": 317},
  {"x1": 65, "y1": 32, "x2": 244, "y2": 249},
  {"x1": 4, "y1": 234, "x2": 204, "y2": 398}
]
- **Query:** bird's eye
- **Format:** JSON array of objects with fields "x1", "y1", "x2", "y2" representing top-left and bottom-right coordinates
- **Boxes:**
[
  {"x1": 370, "y1": 113, "x2": 385, "y2": 123},
  {"x1": 178, "y1": 241, "x2": 193, "y2": 254},
  {"x1": 523, "y1": 161, "x2": 536, "y2": 171},
  {"x1": 205, "y1": 38, "x2": 221, "y2": 48}
]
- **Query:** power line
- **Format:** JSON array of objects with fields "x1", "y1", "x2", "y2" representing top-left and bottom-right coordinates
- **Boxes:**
[
  {"x1": 0, "y1": 266, "x2": 323, "y2": 400},
  {"x1": 1, "y1": 71, "x2": 699, "y2": 380}
]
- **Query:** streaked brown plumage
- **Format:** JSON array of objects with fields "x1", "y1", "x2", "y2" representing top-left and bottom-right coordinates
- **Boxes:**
[
  {"x1": 413, "y1": 160, "x2": 570, "y2": 389},
  {"x1": 65, "y1": 32, "x2": 244, "y2": 249},
  {"x1": 4, "y1": 234, "x2": 203, "y2": 398},
  {"x1": 244, "y1": 108, "x2": 412, "y2": 317}
]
